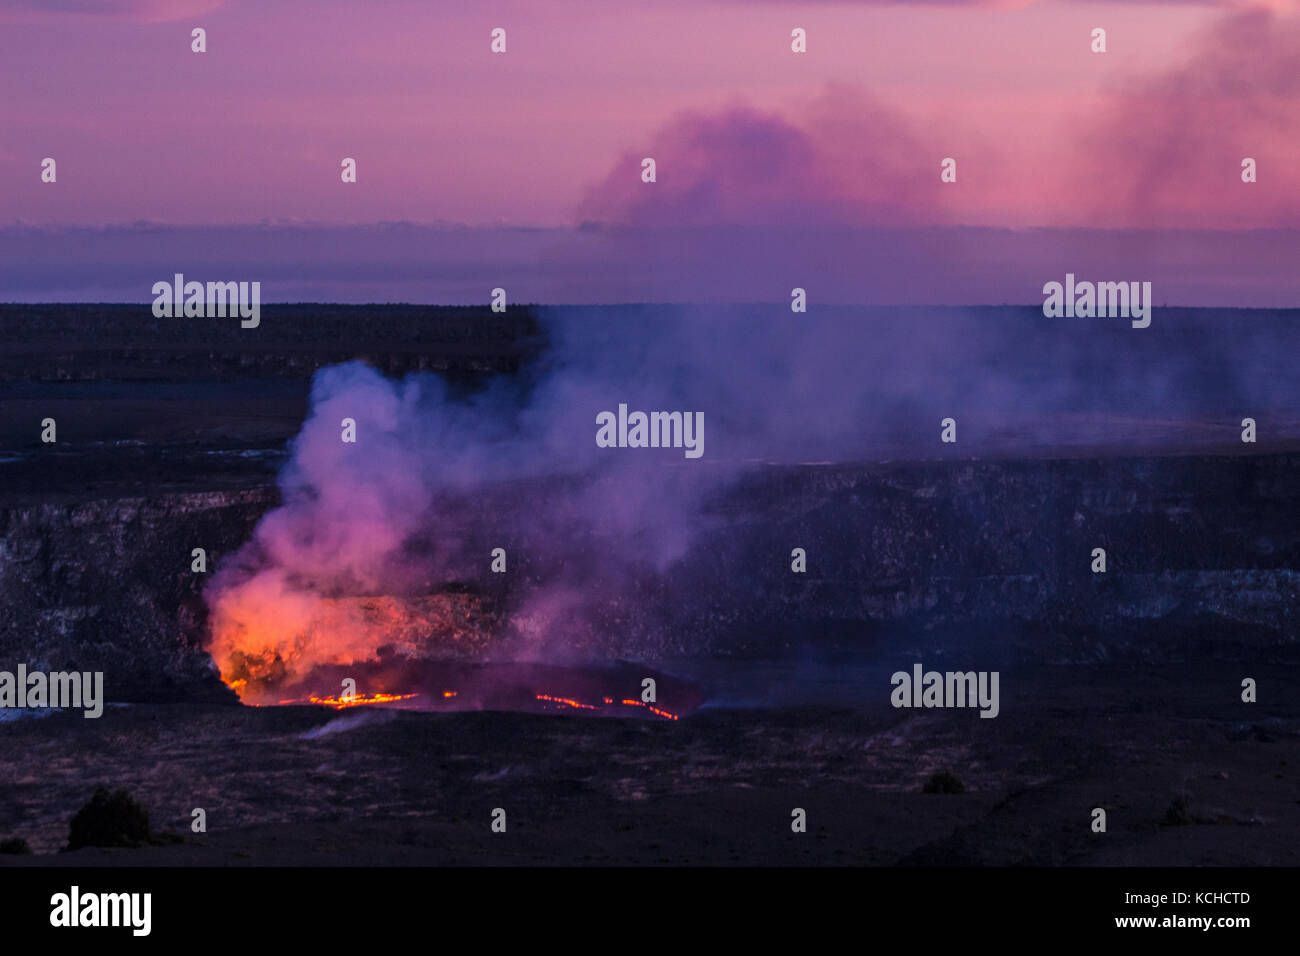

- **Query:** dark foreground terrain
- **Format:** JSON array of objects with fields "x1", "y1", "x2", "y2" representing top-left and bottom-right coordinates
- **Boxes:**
[{"x1": 0, "y1": 664, "x2": 1296, "y2": 866}]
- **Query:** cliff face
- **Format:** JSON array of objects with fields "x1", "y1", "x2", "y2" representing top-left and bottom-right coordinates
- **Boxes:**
[
  {"x1": 1, "y1": 454, "x2": 1296, "y2": 703},
  {"x1": 661, "y1": 454, "x2": 1299, "y2": 665},
  {"x1": 0, "y1": 489, "x2": 276, "y2": 701}
]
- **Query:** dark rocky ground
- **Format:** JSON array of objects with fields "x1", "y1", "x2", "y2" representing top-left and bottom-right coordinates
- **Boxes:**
[
  {"x1": 0, "y1": 304, "x2": 1296, "y2": 866},
  {"x1": 4, "y1": 447, "x2": 1296, "y2": 701},
  {"x1": 1, "y1": 663, "x2": 1296, "y2": 866}
]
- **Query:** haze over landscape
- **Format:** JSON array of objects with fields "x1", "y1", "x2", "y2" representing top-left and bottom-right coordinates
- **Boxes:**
[{"x1": 3, "y1": 0, "x2": 1299, "y2": 304}]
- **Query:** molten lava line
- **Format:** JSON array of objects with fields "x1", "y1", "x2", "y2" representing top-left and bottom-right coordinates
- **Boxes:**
[
  {"x1": 536, "y1": 693, "x2": 597, "y2": 710},
  {"x1": 536, "y1": 693, "x2": 679, "y2": 720},
  {"x1": 303, "y1": 692, "x2": 420, "y2": 709},
  {"x1": 254, "y1": 685, "x2": 679, "y2": 720},
  {"x1": 620, "y1": 699, "x2": 680, "y2": 721}
]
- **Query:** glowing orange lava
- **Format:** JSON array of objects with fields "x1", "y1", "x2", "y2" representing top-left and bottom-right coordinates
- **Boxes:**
[
  {"x1": 536, "y1": 693, "x2": 597, "y2": 710},
  {"x1": 620, "y1": 698, "x2": 680, "y2": 720},
  {"x1": 291, "y1": 692, "x2": 421, "y2": 709},
  {"x1": 241, "y1": 676, "x2": 681, "y2": 719},
  {"x1": 536, "y1": 693, "x2": 679, "y2": 720}
]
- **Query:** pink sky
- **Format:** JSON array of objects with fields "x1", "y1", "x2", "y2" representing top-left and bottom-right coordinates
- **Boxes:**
[
  {"x1": 2, "y1": 0, "x2": 1298, "y2": 305},
  {"x1": 4, "y1": 0, "x2": 1291, "y2": 229}
]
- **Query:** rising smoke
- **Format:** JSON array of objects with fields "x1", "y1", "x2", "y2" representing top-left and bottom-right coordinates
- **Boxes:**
[{"x1": 204, "y1": 304, "x2": 1297, "y2": 700}]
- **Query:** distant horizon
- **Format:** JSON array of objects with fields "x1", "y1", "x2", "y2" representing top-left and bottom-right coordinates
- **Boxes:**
[
  {"x1": 4, "y1": 2, "x2": 1299, "y2": 307},
  {"x1": 5, "y1": 221, "x2": 1300, "y2": 307},
  {"x1": 8, "y1": 301, "x2": 1300, "y2": 312}
]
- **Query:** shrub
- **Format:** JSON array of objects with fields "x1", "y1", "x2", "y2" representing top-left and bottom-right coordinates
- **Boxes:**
[
  {"x1": 66, "y1": 787, "x2": 152, "y2": 850},
  {"x1": 0, "y1": 837, "x2": 31, "y2": 855},
  {"x1": 923, "y1": 770, "x2": 966, "y2": 794},
  {"x1": 1163, "y1": 796, "x2": 1194, "y2": 826}
]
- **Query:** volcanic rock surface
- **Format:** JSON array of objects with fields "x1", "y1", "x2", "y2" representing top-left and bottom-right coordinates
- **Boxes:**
[
  {"x1": 1, "y1": 304, "x2": 1296, "y2": 866},
  {"x1": 1, "y1": 454, "x2": 1296, "y2": 700}
]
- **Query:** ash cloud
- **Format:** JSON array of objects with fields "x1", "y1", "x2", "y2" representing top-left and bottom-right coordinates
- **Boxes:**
[
  {"x1": 576, "y1": 86, "x2": 943, "y2": 229},
  {"x1": 577, "y1": 10, "x2": 1300, "y2": 236},
  {"x1": 1075, "y1": 9, "x2": 1300, "y2": 228}
]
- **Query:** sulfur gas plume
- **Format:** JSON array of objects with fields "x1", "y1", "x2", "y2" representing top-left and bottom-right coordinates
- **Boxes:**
[{"x1": 204, "y1": 305, "x2": 1299, "y2": 706}]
